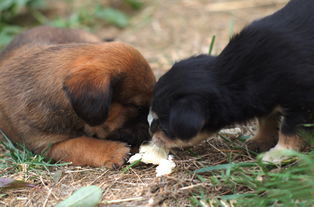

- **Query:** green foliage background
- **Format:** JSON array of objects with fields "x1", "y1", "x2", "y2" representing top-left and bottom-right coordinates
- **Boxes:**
[{"x1": 0, "y1": 0, "x2": 144, "y2": 48}]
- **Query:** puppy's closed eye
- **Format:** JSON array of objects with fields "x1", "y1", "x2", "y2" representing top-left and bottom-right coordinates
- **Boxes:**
[
  {"x1": 63, "y1": 68, "x2": 112, "y2": 126},
  {"x1": 169, "y1": 98, "x2": 206, "y2": 139}
]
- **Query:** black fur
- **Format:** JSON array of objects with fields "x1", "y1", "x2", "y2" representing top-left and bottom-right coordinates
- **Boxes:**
[
  {"x1": 106, "y1": 106, "x2": 150, "y2": 146},
  {"x1": 152, "y1": 0, "x2": 314, "y2": 140}
]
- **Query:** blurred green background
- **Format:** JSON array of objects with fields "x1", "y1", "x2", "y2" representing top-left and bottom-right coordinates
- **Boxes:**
[{"x1": 0, "y1": 0, "x2": 144, "y2": 48}]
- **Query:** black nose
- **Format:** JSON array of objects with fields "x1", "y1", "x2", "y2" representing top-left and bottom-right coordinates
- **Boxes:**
[{"x1": 150, "y1": 119, "x2": 160, "y2": 134}]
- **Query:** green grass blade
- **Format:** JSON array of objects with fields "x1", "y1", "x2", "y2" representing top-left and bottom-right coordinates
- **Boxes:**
[
  {"x1": 195, "y1": 162, "x2": 256, "y2": 173},
  {"x1": 121, "y1": 159, "x2": 141, "y2": 173},
  {"x1": 208, "y1": 35, "x2": 216, "y2": 55}
]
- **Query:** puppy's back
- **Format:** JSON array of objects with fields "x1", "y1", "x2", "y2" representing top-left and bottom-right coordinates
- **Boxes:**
[
  {"x1": 0, "y1": 26, "x2": 101, "y2": 58},
  {"x1": 0, "y1": 26, "x2": 102, "y2": 143}
]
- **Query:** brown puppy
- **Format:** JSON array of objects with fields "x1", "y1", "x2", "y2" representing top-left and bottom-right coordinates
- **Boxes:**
[{"x1": 0, "y1": 26, "x2": 155, "y2": 168}]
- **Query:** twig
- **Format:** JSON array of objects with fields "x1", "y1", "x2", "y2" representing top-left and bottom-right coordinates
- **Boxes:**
[
  {"x1": 105, "y1": 196, "x2": 145, "y2": 204},
  {"x1": 64, "y1": 169, "x2": 95, "y2": 173},
  {"x1": 219, "y1": 149, "x2": 243, "y2": 153},
  {"x1": 42, "y1": 188, "x2": 52, "y2": 207},
  {"x1": 206, "y1": 0, "x2": 287, "y2": 12},
  {"x1": 130, "y1": 168, "x2": 144, "y2": 184},
  {"x1": 89, "y1": 170, "x2": 109, "y2": 185},
  {"x1": 39, "y1": 176, "x2": 58, "y2": 200},
  {"x1": 101, "y1": 177, "x2": 121, "y2": 195},
  {"x1": 179, "y1": 183, "x2": 207, "y2": 191},
  {"x1": 207, "y1": 142, "x2": 227, "y2": 157}
]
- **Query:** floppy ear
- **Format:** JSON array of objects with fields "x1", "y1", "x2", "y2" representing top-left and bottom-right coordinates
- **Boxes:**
[
  {"x1": 63, "y1": 68, "x2": 112, "y2": 126},
  {"x1": 169, "y1": 98, "x2": 206, "y2": 139}
]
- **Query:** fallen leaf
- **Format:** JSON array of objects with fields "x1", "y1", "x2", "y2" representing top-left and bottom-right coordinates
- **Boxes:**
[
  {"x1": 52, "y1": 170, "x2": 63, "y2": 183},
  {"x1": 0, "y1": 177, "x2": 35, "y2": 191},
  {"x1": 56, "y1": 185, "x2": 103, "y2": 207}
]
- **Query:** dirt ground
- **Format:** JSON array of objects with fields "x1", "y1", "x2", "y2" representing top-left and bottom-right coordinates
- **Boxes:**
[{"x1": 0, "y1": 0, "x2": 289, "y2": 206}]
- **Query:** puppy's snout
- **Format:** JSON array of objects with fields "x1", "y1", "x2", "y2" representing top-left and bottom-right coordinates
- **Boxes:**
[
  {"x1": 149, "y1": 119, "x2": 160, "y2": 135},
  {"x1": 151, "y1": 130, "x2": 168, "y2": 146}
]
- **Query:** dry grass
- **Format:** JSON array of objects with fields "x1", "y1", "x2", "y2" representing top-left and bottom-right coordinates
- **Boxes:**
[
  {"x1": 1, "y1": 125, "x2": 256, "y2": 207},
  {"x1": 0, "y1": 0, "x2": 290, "y2": 206}
]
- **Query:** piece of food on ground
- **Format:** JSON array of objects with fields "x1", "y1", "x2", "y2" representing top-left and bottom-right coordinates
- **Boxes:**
[
  {"x1": 219, "y1": 127, "x2": 242, "y2": 136},
  {"x1": 156, "y1": 155, "x2": 176, "y2": 177},
  {"x1": 128, "y1": 142, "x2": 176, "y2": 176}
]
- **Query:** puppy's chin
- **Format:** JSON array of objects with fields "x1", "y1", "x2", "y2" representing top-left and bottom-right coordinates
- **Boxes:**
[{"x1": 152, "y1": 130, "x2": 213, "y2": 149}]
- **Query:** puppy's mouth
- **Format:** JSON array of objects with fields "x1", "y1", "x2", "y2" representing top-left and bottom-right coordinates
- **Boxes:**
[
  {"x1": 148, "y1": 110, "x2": 213, "y2": 148},
  {"x1": 152, "y1": 130, "x2": 212, "y2": 149}
]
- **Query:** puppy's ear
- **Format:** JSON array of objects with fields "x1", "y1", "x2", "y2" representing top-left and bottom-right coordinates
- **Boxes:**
[
  {"x1": 63, "y1": 68, "x2": 112, "y2": 126},
  {"x1": 169, "y1": 98, "x2": 206, "y2": 139}
]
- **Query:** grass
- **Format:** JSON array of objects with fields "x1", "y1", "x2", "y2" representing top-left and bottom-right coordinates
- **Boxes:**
[
  {"x1": 0, "y1": 129, "x2": 69, "y2": 177},
  {"x1": 189, "y1": 136, "x2": 314, "y2": 207},
  {"x1": 0, "y1": 125, "x2": 313, "y2": 206},
  {"x1": 208, "y1": 35, "x2": 216, "y2": 55},
  {"x1": 0, "y1": 0, "x2": 145, "y2": 48},
  {"x1": 190, "y1": 160, "x2": 314, "y2": 206}
]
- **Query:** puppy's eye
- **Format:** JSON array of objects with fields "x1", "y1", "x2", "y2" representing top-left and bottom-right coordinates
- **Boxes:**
[
  {"x1": 161, "y1": 126, "x2": 171, "y2": 137},
  {"x1": 135, "y1": 105, "x2": 145, "y2": 112},
  {"x1": 124, "y1": 103, "x2": 144, "y2": 112}
]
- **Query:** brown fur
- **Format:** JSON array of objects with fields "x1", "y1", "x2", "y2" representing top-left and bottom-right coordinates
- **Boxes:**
[
  {"x1": 246, "y1": 106, "x2": 306, "y2": 152},
  {"x1": 277, "y1": 133, "x2": 305, "y2": 151},
  {"x1": 152, "y1": 130, "x2": 210, "y2": 149},
  {"x1": 84, "y1": 103, "x2": 138, "y2": 139},
  {"x1": 0, "y1": 26, "x2": 155, "y2": 167},
  {"x1": 48, "y1": 137, "x2": 130, "y2": 168},
  {"x1": 246, "y1": 109, "x2": 281, "y2": 152}
]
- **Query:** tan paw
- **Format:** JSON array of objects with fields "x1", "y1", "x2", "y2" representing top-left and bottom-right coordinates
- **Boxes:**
[
  {"x1": 49, "y1": 137, "x2": 130, "y2": 168},
  {"x1": 261, "y1": 145, "x2": 293, "y2": 164},
  {"x1": 100, "y1": 141, "x2": 131, "y2": 169}
]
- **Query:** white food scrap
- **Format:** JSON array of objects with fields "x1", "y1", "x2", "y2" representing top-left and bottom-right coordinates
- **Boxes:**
[
  {"x1": 127, "y1": 153, "x2": 143, "y2": 164},
  {"x1": 128, "y1": 142, "x2": 169, "y2": 165},
  {"x1": 128, "y1": 142, "x2": 176, "y2": 176},
  {"x1": 156, "y1": 155, "x2": 176, "y2": 177},
  {"x1": 219, "y1": 127, "x2": 242, "y2": 136}
]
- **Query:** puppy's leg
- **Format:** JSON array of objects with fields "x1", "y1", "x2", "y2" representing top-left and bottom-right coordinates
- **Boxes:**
[
  {"x1": 48, "y1": 137, "x2": 130, "y2": 168},
  {"x1": 246, "y1": 111, "x2": 280, "y2": 152},
  {"x1": 262, "y1": 110, "x2": 306, "y2": 163},
  {"x1": 262, "y1": 133, "x2": 304, "y2": 163}
]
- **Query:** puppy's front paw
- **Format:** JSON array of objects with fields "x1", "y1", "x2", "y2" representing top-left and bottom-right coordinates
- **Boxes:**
[
  {"x1": 49, "y1": 137, "x2": 130, "y2": 168},
  {"x1": 101, "y1": 141, "x2": 131, "y2": 169},
  {"x1": 261, "y1": 145, "x2": 293, "y2": 164}
]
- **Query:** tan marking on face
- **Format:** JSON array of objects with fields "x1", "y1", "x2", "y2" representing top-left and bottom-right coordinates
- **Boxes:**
[{"x1": 152, "y1": 130, "x2": 213, "y2": 149}]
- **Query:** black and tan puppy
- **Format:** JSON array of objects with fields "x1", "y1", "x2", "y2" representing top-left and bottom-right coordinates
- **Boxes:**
[
  {"x1": 150, "y1": 0, "x2": 314, "y2": 162},
  {"x1": 0, "y1": 26, "x2": 155, "y2": 167}
]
